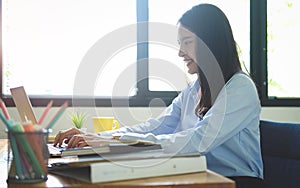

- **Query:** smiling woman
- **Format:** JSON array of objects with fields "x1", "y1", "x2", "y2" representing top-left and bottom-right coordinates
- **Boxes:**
[{"x1": 54, "y1": 4, "x2": 263, "y2": 188}]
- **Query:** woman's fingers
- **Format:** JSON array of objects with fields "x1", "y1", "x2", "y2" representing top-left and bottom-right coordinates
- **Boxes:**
[
  {"x1": 77, "y1": 141, "x2": 89, "y2": 147},
  {"x1": 67, "y1": 135, "x2": 117, "y2": 148},
  {"x1": 67, "y1": 134, "x2": 85, "y2": 148},
  {"x1": 53, "y1": 128, "x2": 81, "y2": 147},
  {"x1": 53, "y1": 130, "x2": 67, "y2": 147}
]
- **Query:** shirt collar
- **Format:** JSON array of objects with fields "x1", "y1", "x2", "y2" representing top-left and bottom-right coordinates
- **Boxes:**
[{"x1": 189, "y1": 80, "x2": 200, "y2": 92}]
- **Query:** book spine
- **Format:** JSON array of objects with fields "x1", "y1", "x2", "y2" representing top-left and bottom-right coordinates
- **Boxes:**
[{"x1": 89, "y1": 156, "x2": 207, "y2": 183}]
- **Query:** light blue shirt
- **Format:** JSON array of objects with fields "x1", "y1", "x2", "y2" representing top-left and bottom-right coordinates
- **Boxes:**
[{"x1": 101, "y1": 73, "x2": 263, "y2": 178}]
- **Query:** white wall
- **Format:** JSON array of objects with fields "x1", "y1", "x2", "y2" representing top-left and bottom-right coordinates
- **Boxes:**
[
  {"x1": 1, "y1": 107, "x2": 300, "y2": 139},
  {"x1": 260, "y1": 107, "x2": 300, "y2": 123}
]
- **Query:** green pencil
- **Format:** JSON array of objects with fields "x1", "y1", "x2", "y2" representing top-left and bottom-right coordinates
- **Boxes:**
[
  {"x1": 9, "y1": 131, "x2": 25, "y2": 179},
  {"x1": 46, "y1": 101, "x2": 68, "y2": 129}
]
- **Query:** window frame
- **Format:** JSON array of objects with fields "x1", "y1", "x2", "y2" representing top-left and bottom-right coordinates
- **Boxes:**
[
  {"x1": 251, "y1": 0, "x2": 300, "y2": 106},
  {"x1": 1, "y1": 0, "x2": 299, "y2": 107}
]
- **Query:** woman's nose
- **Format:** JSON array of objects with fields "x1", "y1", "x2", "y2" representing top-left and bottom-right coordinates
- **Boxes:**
[{"x1": 178, "y1": 49, "x2": 184, "y2": 57}]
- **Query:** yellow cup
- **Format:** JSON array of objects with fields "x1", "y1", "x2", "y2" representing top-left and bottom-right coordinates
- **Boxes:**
[{"x1": 92, "y1": 117, "x2": 119, "y2": 132}]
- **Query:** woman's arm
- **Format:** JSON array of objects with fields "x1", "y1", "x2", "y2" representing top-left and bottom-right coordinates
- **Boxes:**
[
  {"x1": 118, "y1": 74, "x2": 261, "y2": 154},
  {"x1": 160, "y1": 74, "x2": 261, "y2": 154},
  {"x1": 100, "y1": 87, "x2": 191, "y2": 136}
]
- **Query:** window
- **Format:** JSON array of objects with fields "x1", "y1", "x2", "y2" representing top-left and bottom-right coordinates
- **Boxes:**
[
  {"x1": 1, "y1": 0, "x2": 299, "y2": 107},
  {"x1": 267, "y1": 0, "x2": 300, "y2": 98},
  {"x1": 1, "y1": 0, "x2": 137, "y2": 106},
  {"x1": 251, "y1": 0, "x2": 300, "y2": 106}
]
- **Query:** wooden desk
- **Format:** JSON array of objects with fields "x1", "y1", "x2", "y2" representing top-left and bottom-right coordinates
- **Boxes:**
[{"x1": 0, "y1": 139, "x2": 235, "y2": 188}]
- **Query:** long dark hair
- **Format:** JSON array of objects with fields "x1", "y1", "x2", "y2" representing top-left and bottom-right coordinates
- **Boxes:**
[{"x1": 178, "y1": 4, "x2": 242, "y2": 117}]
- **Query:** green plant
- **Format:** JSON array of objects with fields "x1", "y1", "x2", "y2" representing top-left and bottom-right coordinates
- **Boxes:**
[{"x1": 70, "y1": 112, "x2": 87, "y2": 129}]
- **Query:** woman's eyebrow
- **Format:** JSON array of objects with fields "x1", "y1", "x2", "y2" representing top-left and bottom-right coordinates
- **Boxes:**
[
  {"x1": 179, "y1": 36, "x2": 192, "y2": 43},
  {"x1": 181, "y1": 36, "x2": 192, "y2": 41}
]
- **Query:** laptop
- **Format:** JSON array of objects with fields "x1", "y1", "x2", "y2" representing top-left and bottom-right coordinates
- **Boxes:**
[{"x1": 10, "y1": 86, "x2": 38, "y2": 124}]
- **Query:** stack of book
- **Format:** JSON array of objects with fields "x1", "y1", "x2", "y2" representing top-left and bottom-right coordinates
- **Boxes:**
[
  {"x1": 47, "y1": 140, "x2": 162, "y2": 157},
  {"x1": 48, "y1": 150, "x2": 207, "y2": 183}
]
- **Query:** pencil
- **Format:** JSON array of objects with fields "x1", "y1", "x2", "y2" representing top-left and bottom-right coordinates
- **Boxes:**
[
  {"x1": 11, "y1": 123, "x2": 45, "y2": 177},
  {"x1": 38, "y1": 100, "x2": 53, "y2": 125},
  {"x1": 0, "y1": 98, "x2": 10, "y2": 119},
  {"x1": 0, "y1": 111, "x2": 12, "y2": 130},
  {"x1": 22, "y1": 121, "x2": 48, "y2": 173},
  {"x1": 8, "y1": 128, "x2": 25, "y2": 179},
  {"x1": 46, "y1": 101, "x2": 68, "y2": 129}
]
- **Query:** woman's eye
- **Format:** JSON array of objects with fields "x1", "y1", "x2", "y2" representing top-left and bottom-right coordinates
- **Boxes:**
[{"x1": 184, "y1": 40, "x2": 193, "y2": 45}]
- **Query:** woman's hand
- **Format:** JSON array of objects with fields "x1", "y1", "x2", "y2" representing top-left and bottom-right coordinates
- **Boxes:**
[
  {"x1": 67, "y1": 134, "x2": 118, "y2": 148},
  {"x1": 53, "y1": 127, "x2": 83, "y2": 147},
  {"x1": 54, "y1": 127, "x2": 118, "y2": 148}
]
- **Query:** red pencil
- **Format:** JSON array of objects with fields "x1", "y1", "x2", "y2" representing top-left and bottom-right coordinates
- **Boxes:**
[
  {"x1": 46, "y1": 101, "x2": 68, "y2": 129},
  {"x1": 0, "y1": 98, "x2": 10, "y2": 119},
  {"x1": 38, "y1": 100, "x2": 53, "y2": 125}
]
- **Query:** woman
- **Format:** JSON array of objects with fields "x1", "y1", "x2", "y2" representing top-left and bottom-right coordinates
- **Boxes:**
[{"x1": 54, "y1": 4, "x2": 263, "y2": 188}]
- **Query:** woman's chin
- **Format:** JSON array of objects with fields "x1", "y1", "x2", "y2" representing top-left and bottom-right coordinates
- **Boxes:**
[{"x1": 187, "y1": 69, "x2": 197, "y2": 75}]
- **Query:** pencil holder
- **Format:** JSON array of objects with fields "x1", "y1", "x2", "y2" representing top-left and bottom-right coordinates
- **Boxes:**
[{"x1": 6, "y1": 129, "x2": 50, "y2": 183}]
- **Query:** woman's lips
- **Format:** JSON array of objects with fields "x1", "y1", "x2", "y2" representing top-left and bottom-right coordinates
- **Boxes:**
[{"x1": 185, "y1": 60, "x2": 193, "y2": 66}]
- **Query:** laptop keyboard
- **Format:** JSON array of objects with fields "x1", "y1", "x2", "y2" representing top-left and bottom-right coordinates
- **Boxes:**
[{"x1": 47, "y1": 144, "x2": 66, "y2": 156}]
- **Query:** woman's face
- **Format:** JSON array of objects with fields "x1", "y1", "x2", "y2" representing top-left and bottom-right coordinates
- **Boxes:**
[{"x1": 177, "y1": 24, "x2": 198, "y2": 75}]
